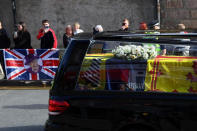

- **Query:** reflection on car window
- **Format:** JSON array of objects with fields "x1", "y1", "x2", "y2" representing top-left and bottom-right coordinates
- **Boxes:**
[
  {"x1": 58, "y1": 40, "x2": 89, "y2": 90},
  {"x1": 76, "y1": 40, "x2": 197, "y2": 94}
]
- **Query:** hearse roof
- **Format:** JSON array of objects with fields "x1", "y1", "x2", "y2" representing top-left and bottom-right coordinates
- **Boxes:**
[{"x1": 73, "y1": 31, "x2": 197, "y2": 45}]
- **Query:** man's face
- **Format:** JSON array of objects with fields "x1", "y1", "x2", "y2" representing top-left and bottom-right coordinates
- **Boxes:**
[
  {"x1": 17, "y1": 25, "x2": 23, "y2": 31},
  {"x1": 66, "y1": 27, "x2": 72, "y2": 35},
  {"x1": 178, "y1": 24, "x2": 185, "y2": 30},
  {"x1": 43, "y1": 22, "x2": 50, "y2": 28},
  {"x1": 154, "y1": 25, "x2": 160, "y2": 30},
  {"x1": 74, "y1": 24, "x2": 79, "y2": 30},
  {"x1": 0, "y1": 22, "x2": 2, "y2": 29},
  {"x1": 122, "y1": 20, "x2": 129, "y2": 28},
  {"x1": 30, "y1": 59, "x2": 39, "y2": 73}
]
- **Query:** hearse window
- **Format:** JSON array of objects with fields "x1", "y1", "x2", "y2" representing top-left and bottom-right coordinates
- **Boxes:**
[
  {"x1": 76, "y1": 39, "x2": 197, "y2": 94},
  {"x1": 57, "y1": 40, "x2": 90, "y2": 90},
  {"x1": 87, "y1": 41, "x2": 120, "y2": 54},
  {"x1": 87, "y1": 43, "x2": 103, "y2": 54}
]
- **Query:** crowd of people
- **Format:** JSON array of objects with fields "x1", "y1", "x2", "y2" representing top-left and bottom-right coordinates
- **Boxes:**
[{"x1": 0, "y1": 18, "x2": 188, "y2": 50}]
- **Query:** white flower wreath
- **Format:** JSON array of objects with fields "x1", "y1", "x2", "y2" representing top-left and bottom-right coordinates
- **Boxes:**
[{"x1": 112, "y1": 45, "x2": 157, "y2": 60}]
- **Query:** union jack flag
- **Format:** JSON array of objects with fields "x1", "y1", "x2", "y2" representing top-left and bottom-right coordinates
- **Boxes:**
[
  {"x1": 3, "y1": 49, "x2": 59, "y2": 80},
  {"x1": 81, "y1": 58, "x2": 102, "y2": 86}
]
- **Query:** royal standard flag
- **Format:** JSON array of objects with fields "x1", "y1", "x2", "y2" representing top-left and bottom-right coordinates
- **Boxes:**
[
  {"x1": 145, "y1": 56, "x2": 197, "y2": 93},
  {"x1": 4, "y1": 49, "x2": 59, "y2": 80}
]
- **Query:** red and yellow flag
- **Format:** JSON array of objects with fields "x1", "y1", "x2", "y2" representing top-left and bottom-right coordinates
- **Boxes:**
[{"x1": 145, "y1": 56, "x2": 197, "y2": 93}]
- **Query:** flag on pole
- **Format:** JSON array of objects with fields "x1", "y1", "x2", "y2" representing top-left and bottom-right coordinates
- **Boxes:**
[{"x1": 4, "y1": 49, "x2": 59, "y2": 80}]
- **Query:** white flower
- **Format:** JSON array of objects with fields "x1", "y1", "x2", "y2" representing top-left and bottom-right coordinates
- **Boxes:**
[
  {"x1": 112, "y1": 44, "x2": 157, "y2": 60},
  {"x1": 123, "y1": 46, "x2": 131, "y2": 54},
  {"x1": 143, "y1": 53, "x2": 149, "y2": 59},
  {"x1": 130, "y1": 54, "x2": 137, "y2": 59}
]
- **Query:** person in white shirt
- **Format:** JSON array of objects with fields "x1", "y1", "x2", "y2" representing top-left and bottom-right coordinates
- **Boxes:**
[
  {"x1": 73, "y1": 22, "x2": 84, "y2": 35},
  {"x1": 178, "y1": 24, "x2": 188, "y2": 34}
]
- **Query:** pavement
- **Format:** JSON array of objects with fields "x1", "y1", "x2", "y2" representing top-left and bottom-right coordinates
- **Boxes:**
[{"x1": 0, "y1": 90, "x2": 49, "y2": 131}]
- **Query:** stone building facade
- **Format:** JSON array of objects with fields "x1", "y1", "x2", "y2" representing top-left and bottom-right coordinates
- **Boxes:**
[
  {"x1": 1, "y1": 0, "x2": 197, "y2": 48},
  {"x1": 161, "y1": 0, "x2": 197, "y2": 29},
  {"x1": 0, "y1": 0, "x2": 157, "y2": 48}
]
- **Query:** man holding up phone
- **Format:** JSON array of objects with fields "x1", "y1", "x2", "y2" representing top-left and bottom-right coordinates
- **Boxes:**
[
  {"x1": 119, "y1": 18, "x2": 130, "y2": 31},
  {"x1": 37, "y1": 20, "x2": 57, "y2": 49}
]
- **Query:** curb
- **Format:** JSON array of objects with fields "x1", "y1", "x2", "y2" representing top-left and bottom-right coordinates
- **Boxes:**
[{"x1": 0, "y1": 86, "x2": 50, "y2": 90}]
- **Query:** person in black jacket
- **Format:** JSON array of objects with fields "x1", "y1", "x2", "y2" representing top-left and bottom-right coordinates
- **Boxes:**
[
  {"x1": 0, "y1": 21, "x2": 11, "y2": 79},
  {"x1": 37, "y1": 20, "x2": 57, "y2": 49},
  {"x1": 63, "y1": 25, "x2": 73, "y2": 48},
  {"x1": 0, "y1": 21, "x2": 10, "y2": 49},
  {"x1": 13, "y1": 22, "x2": 32, "y2": 49}
]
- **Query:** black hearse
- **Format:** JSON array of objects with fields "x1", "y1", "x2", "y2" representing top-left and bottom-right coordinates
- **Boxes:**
[{"x1": 45, "y1": 32, "x2": 197, "y2": 131}]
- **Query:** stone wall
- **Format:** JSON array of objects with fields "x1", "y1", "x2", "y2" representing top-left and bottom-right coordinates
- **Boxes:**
[
  {"x1": 161, "y1": 0, "x2": 197, "y2": 30},
  {"x1": 0, "y1": 0, "x2": 15, "y2": 44},
  {"x1": 0, "y1": 0, "x2": 156, "y2": 48}
]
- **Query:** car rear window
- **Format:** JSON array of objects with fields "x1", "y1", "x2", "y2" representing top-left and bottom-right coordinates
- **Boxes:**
[{"x1": 76, "y1": 39, "x2": 197, "y2": 94}]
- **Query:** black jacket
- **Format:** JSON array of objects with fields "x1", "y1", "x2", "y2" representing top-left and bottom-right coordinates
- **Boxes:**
[
  {"x1": 13, "y1": 31, "x2": 32, "y2": 49},
  {"x1": 37, "y1": 28, "x2": 57, "y2": 49},
  {"x1": 63, "y1": 34, "x2": 71, "y2": 48},
  {"x1": 0, "y1": 28, "x2": 11, "y2": 49},
  {"x1": 41, "y1": 31, "x2": 54, "y2": 49}
]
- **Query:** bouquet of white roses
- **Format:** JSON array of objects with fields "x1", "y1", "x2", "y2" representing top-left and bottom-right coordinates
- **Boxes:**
[{"x1": 112, "y1": 45, "x2": 157, "y2": 60}]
